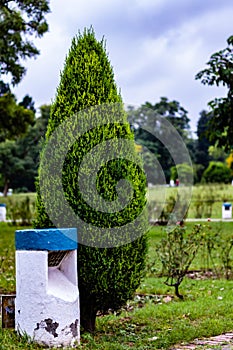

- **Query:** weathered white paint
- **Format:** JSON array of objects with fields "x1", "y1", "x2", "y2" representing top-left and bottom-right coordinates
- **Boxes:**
[{"x1": 15, "y1": 250, "x2": 80, "y2": 348}]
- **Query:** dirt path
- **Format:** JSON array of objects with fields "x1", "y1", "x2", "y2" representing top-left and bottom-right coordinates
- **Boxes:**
[{"x1": 172, "y1": 332, "x2": 233, "y2": 349}]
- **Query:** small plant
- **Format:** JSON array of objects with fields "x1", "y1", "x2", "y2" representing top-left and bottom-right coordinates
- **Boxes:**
[
  {"x1": 199, "y1": 224, "x2": 233, "y2": 279},
  {"x1": 157, "y1": 224, "x2": 203, "y2": 299},
  {"x1": 199, "y1": 224, "x2": 220, "y2": 275},
  {"x1": 218, "y1": 236, "x2": 233, "y2": 280}
]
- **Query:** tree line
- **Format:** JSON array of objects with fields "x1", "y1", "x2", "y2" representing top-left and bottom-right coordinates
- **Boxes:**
[{"x1": 1, "y1": 95, "x2": 233, "y2": 195}]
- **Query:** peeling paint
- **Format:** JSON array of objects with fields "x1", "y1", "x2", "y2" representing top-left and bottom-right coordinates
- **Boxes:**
[
  {"x1": 35, "y1": 319, "x2": 59, "y2": 338},
  {"x1": 69, "y1": 319, "x2": 79, "y2": 337},
  {"x1": 33, "y1": 318, "x2": 80, "y2": 347},
  {"x1": 45, "y1": 318, "x2": 59, "y2": 337}
]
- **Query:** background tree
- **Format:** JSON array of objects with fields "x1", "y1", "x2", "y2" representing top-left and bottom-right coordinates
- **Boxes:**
[
  {"x1": 170, "y1": 163, "x2": 193, "y2": 185},
  {"x1": 0, "y1": 0, "x2": 50, "y2": 85},
  {"x1": 127, "y1": 97, "x2": 192, "y2": 182},
  {"x1": 192, "y1": 110, "x2": 212, "y2": 182},
  {"x1": 196, "y1": 35, "x2": 233, "y2": 150},
  {"x1": 10, "y1": 104, "x2": 50, "y2": 192},
  {"x1": 145, "y1": 97, "x2": 190, "y2": 139},
  {"x1": 0, "y1": 104, "x2": 50, "y2": 194},
  {"x1": 0, "y1": 87, "x2": 35, "y2": 194},
  {"x1": 0, "y1": 140, "x2": 25, "y2": 196},
  {"x1": 34, "y1": 28, "x2": 148, "y2": 332},
  {"x1": 196, "y1": 111, "x2": 211, "y2": 165},
  {"x1": 208, "y1": 145, "x2": 228, "y2": 162},
  {"x1": 0, "y1": 88, "x2": 35, "y2": 142},
  {"x1": 19, "y1": 94, "x2": 36, "y2": 113}
]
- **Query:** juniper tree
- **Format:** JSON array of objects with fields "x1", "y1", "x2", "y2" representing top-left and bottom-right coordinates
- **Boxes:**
[{"x1": 34, "y1": 28, "x2": 148, "y2": 332}]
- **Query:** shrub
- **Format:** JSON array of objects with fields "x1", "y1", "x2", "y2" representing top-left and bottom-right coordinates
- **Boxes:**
[
  {"x1": 202, "y1": 161, "x2": 232, "y2": 183},
  {"x1": 199, "y1": 224, "x2": 233, "y2": 279},
  {"x1": 157, "y1": 224, "x2": 203, "y2": 299},
  {"x1": 34, "y1": 28, "x2": 148, "y2": 332}
]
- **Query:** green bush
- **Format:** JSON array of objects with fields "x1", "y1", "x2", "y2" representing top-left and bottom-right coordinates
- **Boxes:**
[
  {"x1": 202, "y1": 161, "x2": 232, "y2": 183},
  {"x1": 34, "y1": 28, "x2": 148, "y2": 332},
  {"x1": 157, "y1": 224, "x2": 203, "y2": 299}
]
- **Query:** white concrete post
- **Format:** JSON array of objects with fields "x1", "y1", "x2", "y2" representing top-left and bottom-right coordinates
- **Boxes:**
[{"x1": 15, "y1": 228, "x2": 80, "y2": 348}]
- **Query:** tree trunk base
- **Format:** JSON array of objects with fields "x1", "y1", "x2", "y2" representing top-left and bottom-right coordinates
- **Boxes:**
[{"x1": 80, "y1": 293, "x2": 97, "y2": 333}]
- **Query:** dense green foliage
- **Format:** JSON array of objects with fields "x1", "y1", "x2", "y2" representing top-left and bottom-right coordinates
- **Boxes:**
[
  {"x1": 34, "y1": 28, "x2": 148, "y2": 332},
  {"x1": 145, "y1": 97, "x2": 190, "y2": 138},
  {"x1": 0, "y1": 88, "x2": 38, "y2": 195},
  {"x1": 202, "y1": 161, "x2": 232, "y2": 184},
  {"x1": 0, "y1": 87, "x2": 35, "y2": 142},
  {"x1": 196, "y1": 35, "x2": 233, "y2": 150},
  {"x1": 0, "y1": 104, "x2": 49, "y2": 195},
  {"x1": 127, "y1": 98, "x2": 192, "y2": 183},
  {"x1": 0, "y1": 0, "x2": 50, "y2": 85}
]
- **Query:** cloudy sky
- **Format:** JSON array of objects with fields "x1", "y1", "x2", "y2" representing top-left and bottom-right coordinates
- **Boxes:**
[{"x1": 14, "y1": 0, "x2": 233, "y2": 133}]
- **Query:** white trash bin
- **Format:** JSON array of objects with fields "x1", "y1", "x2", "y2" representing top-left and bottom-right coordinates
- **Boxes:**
[
  {"x1": 0, "y1": 203, "x2": 6, "y2": 221},
  {"x1": 15, "y1": 228, "x2": 80, "y2": 348},
  {"x1": 222, "y1": 202, "x2": 232, "y2": 219}
]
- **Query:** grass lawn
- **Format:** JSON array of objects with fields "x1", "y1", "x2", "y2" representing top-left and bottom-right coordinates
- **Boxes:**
[
  {"x1": 0, "y1": 221, "x2": 233, "y2": 349},
  {"x1": 147, "y1": 183, "x2": 233, "y2": 219},
  {"x1": 1, "y1": 184, "x2": 233, "y2": 222}
]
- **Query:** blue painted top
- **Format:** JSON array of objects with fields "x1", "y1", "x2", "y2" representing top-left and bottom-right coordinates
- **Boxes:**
[
  {"x1": 0, "y1": 203, "x2": 6, "y2": 207},
  {"x1": 15, "y1": 228, "x2": 78, "y2": 251},
  {"x1": 223, "y1": 202, "x2": 232, "y2": 208}
]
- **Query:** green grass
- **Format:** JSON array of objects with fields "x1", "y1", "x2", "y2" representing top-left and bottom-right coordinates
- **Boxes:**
[
  {"x1": 0, "y1": 223, "x2": 17, "y2": 293},
  {"x1": 93, "y1": 278, "x2": 233, "y2": 350},
  {"x1": 1, "y1": 222, "x2": 233, "y2": 349},
  {"x1": 0, "y1": 192, "x2": 36, "y2": 207}
]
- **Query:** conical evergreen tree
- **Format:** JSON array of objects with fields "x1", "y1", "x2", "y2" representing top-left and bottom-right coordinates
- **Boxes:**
[{"x1": 34, "y1": 28, "x2": 148, "y2": 332}]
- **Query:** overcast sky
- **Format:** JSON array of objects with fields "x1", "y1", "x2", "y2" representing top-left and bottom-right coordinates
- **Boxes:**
[{"x1": 14, "y1": 0, "x2": 233, "y2": 134}]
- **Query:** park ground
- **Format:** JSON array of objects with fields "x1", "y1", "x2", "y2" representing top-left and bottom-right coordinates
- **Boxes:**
[{"x1": 0, "y1": 185, "x2": 233, "y2": 349}]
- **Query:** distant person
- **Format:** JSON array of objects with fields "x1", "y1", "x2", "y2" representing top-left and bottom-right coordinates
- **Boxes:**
[
  {"x1": 170, "y1": 179, "x2": 174, "y2": 187},
  {"x1": 175, "y1": 178, "x2": 180, "y2": 187}
]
